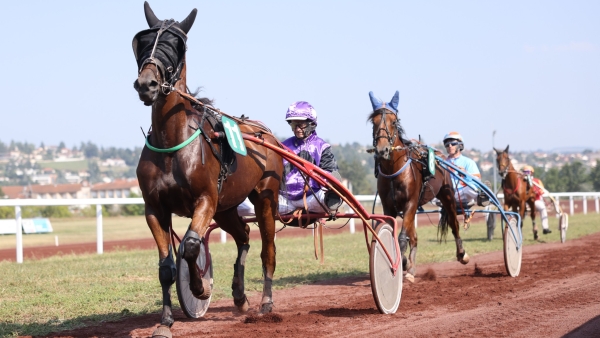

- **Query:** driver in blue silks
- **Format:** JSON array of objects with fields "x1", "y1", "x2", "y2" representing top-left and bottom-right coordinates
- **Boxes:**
[
  {"x1": 443, "y1": 131, "x2": 490, "y2": 207},
  {"x1": 237, "y1": 101, "x2": 340, "y2": 216}
]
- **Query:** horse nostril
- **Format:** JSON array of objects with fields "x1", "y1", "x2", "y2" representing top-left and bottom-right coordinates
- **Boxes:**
[
  {"x1": 133, "y1": 80, "x2": 140, "y2": 91},
  {"x1": 148, "y1": 80, "x2": 159, "y2": 89}
]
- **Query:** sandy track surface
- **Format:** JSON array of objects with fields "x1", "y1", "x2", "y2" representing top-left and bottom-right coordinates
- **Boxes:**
[{"x1": 34, "y1": 231, "x2": 600, "y2": 338}]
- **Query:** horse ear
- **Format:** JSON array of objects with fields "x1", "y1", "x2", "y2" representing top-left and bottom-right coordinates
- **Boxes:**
[
  {"x1": 369, "y1": 91, "x2": 383, "y2": 111},
  {"x1": 389, "y1": 91, "x2": 400, "y2": 113},
  {"x1": 144, "y1": 2, "x2": 161, "y2": 28},
  {"x1": 504, "y1": 145, "x2": 510, "y2": 153},
  {"x1": 493, "y1": 147, "x2": 499, "y2": 154},
  {"x1": 179, "y1": 8, "x2": 198, "y2": 34}
]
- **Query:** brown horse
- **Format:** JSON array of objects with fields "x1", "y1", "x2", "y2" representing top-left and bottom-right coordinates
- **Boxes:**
[
  {"x1": 132, "y1": 3, "x2": 283, "y2": 336},
  {"x1": 494, "y1": 145, "x2": 537, "y2": 238},
  {"x1": 368, "y1": 91, "x2": 469, "y2": 283}
]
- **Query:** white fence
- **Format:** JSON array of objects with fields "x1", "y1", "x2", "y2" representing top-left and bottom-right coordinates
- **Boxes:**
[{"x1": 1, "y1": 191, "x2": 599, "y2": 264}]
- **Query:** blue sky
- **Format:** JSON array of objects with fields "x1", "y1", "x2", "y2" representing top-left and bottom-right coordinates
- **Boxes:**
[{"x1": 1, "y1": 1, "x2": 598, "y2": 152}]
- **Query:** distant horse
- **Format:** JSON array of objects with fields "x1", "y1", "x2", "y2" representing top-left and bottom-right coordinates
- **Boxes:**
[
  {"x1": 368, "y1": 91, "x2": 469, "y2": 282},
  {"x1": 132, "y1": 2, "x2": 283, "y2": 336},
  {"x1": 495, "y1": 146, "x2": 537, "y2": 238}
]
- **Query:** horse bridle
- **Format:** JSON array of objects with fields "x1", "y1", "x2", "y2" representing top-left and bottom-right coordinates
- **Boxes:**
[
  {"x1": 135, "y1": 20, "x2": 187, "y2": 95},
  {"x1": 497, "y1": 154, "x2": 511, "y2": 179},
  {"x1": 372, "y1": 108, "x2": 399, "y2": 148}
]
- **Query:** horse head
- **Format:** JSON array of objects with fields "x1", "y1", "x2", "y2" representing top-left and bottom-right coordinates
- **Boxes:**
[
  {"x1": 132, "y1": 2, "x2": 197, "y2": 105},
  {"x1": 368, "y1": 91, "x2": 401, "y2": 160},
  {"x1": 494, "y1": 145, "x2": 511, "y2": 179}
]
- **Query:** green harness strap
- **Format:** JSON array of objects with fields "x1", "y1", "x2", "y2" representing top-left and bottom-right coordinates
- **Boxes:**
[{"x1": 145, "y1": 129, "x2": 202, "y2": 153}]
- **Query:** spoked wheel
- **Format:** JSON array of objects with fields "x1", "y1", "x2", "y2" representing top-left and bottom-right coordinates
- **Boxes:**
[
  {"x1": 559, "y1": 213, "x2": 569, "y2": 244},
  {"x1": 503, "y1": 216, "x2": 522, "y2": 277},
  {"x1": 176, "y1": 238, "x2": 213, "y2": 318},
  {"x1": 369, "y1": 222, "x2": 402, "y2": 314}
]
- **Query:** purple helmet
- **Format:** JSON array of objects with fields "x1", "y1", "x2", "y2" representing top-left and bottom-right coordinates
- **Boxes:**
[{"x1": 285, "y1": 101, "x2": 317, "y2": 125}]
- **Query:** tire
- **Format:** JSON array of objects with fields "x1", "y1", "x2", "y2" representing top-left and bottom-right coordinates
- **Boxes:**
[
  {"x1": 503, "y1": 216, "x2": 522, "y2": 277},
  {"x1": 369, "y1": 222, "x2": 402, "y2": 314},
  {"x1": 559, "y1": 213, "x2": 568, "y2": 244},
  {"x1": 176, "y1": 238, "x2": 213, "y2": 318}
]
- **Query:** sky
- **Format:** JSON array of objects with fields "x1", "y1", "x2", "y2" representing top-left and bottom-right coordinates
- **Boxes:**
[{"x1": 0, "y1": 1, "x2": 598, "y2": 152}]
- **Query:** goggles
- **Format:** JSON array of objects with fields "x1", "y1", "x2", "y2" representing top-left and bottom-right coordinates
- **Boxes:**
[
  {"x1": 523, "y1": 170, "x2": 532, "y2": 174},
  {"x1": 444, "y1": 141, "x2": 459, "y2": 148},
  {"x1": 289, "y1": 121, "x2": 310, "y2": 130}
]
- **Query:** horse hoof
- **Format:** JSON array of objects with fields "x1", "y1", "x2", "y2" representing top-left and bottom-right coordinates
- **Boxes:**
[
  {"x1": 234, "y1": 295, "x2": 250, "y2": 313},
  {"x1": 404, "y1": 273, "x2": 415, "y2": 283},
  {"x1": 260, "y1": 302, "x2": 273, "y2": 314},
  {"x1": 152, "y1": 325, "x2": 172, "y2": 338},
  {"x1": 459, "y1": 253, "x2": 470, "y2": 265},
  {"x1": 198, "y1": 278, "x2": 212, "y2": 300}
]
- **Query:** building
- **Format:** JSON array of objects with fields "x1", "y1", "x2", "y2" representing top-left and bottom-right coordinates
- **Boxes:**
[
  {"x1": 90, "y1": 179, "x2": 141, "y2": 198},
  {"x1": 1, "y1": 182, "x2": 90, "y2": 199}
]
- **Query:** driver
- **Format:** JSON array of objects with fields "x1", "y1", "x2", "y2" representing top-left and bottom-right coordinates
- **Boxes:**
[
  {"x1": 443, "y1": 131, "x2": 490, "y2": 207},
  {"x1": 278, "y1": 101, "x2": 340, "y2": 214},
  {"x1": 522, "y1": 165, "x2": 551, "y2": 235},
  {"x1": 237, "y1": 101, "x2": 340, "y2": 216}
]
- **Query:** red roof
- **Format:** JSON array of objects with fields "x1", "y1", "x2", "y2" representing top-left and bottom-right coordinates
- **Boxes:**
[
  {"x1": 91, "y1": 179, "x2": 139, "y2": 191},
  {"x1": 1, "y1": 183, "x2": 82, "y2": 198}
]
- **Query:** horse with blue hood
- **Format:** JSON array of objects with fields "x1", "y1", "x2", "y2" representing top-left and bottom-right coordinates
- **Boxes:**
[{"x1": 368, "y1": 91, "x2": 470, "y2": 282}]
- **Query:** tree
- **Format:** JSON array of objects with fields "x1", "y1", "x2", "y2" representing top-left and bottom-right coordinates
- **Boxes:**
[
  {"x1": 58, "y1": 141, "x2": 66, "y2": 150},
  {"x1": 588, "y1": 160, "x2": 600, "y2": 191},
  {"x1": 122, "y1": 192, "x2": 145, "y2": 216},
  {"x1": 337, "y1": 159, "x2": 373, "y2": 195}
]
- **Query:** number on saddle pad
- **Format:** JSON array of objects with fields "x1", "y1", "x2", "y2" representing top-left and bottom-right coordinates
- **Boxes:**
[
  {"x1": 221, "y1": 116, "x2": 247, "y2": 156},
  {"x1": 427, "y1": 148, "x2": 436, "y2": 176}
]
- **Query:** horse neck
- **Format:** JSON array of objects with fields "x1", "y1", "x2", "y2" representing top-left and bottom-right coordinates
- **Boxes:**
[
  {"x1": 150, "y1": 64, "x2": 192, "y2": 148},
  {"x1": 380, "y1": 138, "x2": 409, "y2": 172},
  {"x1": 503, "y1": 161, "x2": 520, "y2": 188}
]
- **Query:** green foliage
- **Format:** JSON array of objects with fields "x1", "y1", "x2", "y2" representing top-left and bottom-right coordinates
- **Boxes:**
[
  {"x1": 588, "y1": 160, "x2": 600, "y2": 191},
  {"x1": 0, "y1": 206, "x2": 14, "y2": 219},
  {"x1": 536, "y1": 161, "x2": 590, "y2": 192},
  {"x1": 122, "y1": 193, "x2": 145, "y2": 216},
  {"x1": 21, "y1": 206, "x2": 72, "y2": 218},
  {"x1": 330, "y1": 142, "x2": 376, "y2": 195}
]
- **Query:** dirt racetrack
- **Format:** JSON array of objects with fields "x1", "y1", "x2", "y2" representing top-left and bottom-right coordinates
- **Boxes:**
[{"x1": 29, "y1": 230, "x2": 600, "y2": 338}]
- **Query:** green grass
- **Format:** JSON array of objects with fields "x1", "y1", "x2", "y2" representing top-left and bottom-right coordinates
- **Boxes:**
[
  {"x1": 0, "y1": 213, "x2": 598, "y2": 337},
  {"x1": 36, "y1": 160, "x2": 89, "y2": 171}
]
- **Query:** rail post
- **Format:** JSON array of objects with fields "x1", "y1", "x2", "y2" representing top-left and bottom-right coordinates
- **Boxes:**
[
  {"x1": 96, "y1": 204, "x2": 103, "y2": 254},
  {"x1": 349, "y1": 182, "x2": 355, "y2": 234},
  {"x1": 595, "y1": 195, "x2": 599, "y2": 214},
  {"x1": 569, "y1": 196, "x2": 574, "y2": 216},
  {"x1": 583, "y1": 196, "x2": 587, "y2": 215},
  {"x1": 15, "y1": 205, "x2": 23, "y2": 264},
  {"x1": 220, "y1": 229, "x2": 227, "y2": 243}
]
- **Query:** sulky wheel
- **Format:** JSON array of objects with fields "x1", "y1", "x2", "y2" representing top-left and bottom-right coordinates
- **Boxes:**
[
  {"x1": 369, "y1": 222, "x2": 402, "y2": 314},
  {"x1": 559, "y1": 213, "x2": 569, "y2": 244},
  {"x1": 176, "y1": 237, "x2": 213, "y2": 318},
  {"x1": 503, "y1": 216, "x2": 522, "y2": 277}
]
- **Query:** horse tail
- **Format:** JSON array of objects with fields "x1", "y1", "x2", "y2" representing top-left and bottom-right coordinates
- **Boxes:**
[{"x1": 437, "y1": 208, "x2": 450, "y2": 243}]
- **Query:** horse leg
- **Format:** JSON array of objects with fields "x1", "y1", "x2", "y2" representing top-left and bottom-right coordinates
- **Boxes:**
[
  {"x1": 398, "y1": 224, "x2": 408, "y2": 271},
  {"x1": 528, "y1": 199, "x2": 538, "y2": 240},
  {"x1": 438, "y1": 190, "x2": 469, "y2": 265},
  {"x1": 213, "y1": 211, "x2": 252, "y2": 313},
  {"x1": 252, "y1": 190, "x2": 277, "y2": 314},
  {"x1": 402, "y1": 203, "x2": 419, "y2": 283},
  {"x1": 145, "y1": 211, "x2": 176, "y2": 337},
  {"x1": 182, "y1": 202, "x2": 216, "y2": 300}
]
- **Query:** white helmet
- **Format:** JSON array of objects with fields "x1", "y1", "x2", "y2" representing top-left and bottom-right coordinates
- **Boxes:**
[{"x1": 443, "y1": 131, "x2": 464, "y2": 151}]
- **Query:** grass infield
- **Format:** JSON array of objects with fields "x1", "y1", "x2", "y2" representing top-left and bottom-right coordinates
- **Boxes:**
[{"x1": 0, "y1": 213, "x2": 598, "y2": 337}]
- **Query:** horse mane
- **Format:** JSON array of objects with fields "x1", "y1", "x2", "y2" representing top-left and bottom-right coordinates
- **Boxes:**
[
  {"x1": 187, "y1": 86, "x2": 213, "y2": 106},
  {"x1": 367, "y1": 109, "x2": 406, "y2": 140}
]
